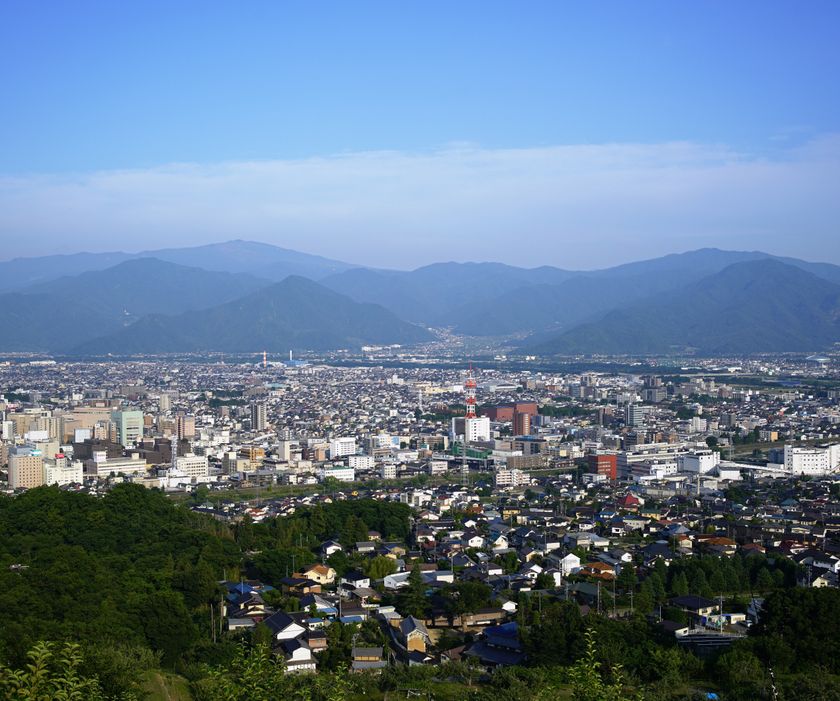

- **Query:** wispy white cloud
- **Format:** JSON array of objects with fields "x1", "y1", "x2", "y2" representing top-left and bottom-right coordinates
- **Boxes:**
[{"x1": 1, "y1": 137, "x2": 839, "y2": 268}]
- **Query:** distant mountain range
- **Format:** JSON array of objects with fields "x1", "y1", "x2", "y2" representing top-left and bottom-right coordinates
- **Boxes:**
[
  {"x1": 1, "y1": 241, "x2": 839, "y2": 355},
  {"x1": 525, "y1": 259, "x2": 840, "y2": 355},
  {"x1": 71, "y1": 276, "x2": 432, "y2": 355},
  {"x1": 0, "y1": 239, "x2": 353, "y2": 293},
  {"x1": 0, "y1": 258, "x2": 268, "y2": 352},
  {"x1": 320, "y1": 262, "x2": 575, "y2": 325}
]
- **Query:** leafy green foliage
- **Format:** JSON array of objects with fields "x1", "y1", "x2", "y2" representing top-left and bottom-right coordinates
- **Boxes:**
[
  {"x1": 566, "y1": 628, "x2": 641, "y2": 701},
  {"x1": 194, "y1": 643, "x2": 352, "y2": 701},
  {"x1": 442, "y1": 581, "x2": 493, "y2": 615},
  {"x1": 751, "y1": 588, "x2": 840, "y2": 674},
  {"x1": 0, "y1": 641, "x2": 112, "y2": 701},
  {"x1": 0, "y1": 485, "x2": 238, "y2": 670},
  {"x1": 364, "y1": 555, "x2": 398, "y2": 579}
]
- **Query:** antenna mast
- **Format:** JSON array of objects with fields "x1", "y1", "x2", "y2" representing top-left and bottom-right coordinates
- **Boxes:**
[{"x1": 462, "y1": 365, "x2": 476, "y2": 488}]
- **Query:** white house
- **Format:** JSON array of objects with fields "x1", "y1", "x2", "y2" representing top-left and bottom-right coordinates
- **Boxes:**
[
  {"x1": 280, "y1": 638, "x2": 317, "y2": 673},
  {"x1": 263, "y1": 611, "x2": 306, "y2": 641}
]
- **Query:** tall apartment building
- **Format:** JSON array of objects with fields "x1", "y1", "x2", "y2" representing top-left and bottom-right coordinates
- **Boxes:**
[
  {"x1": 176, "y1": 414, "x2": 196, "y2": 440},
  {"x1": 8, "y1": 449, "x2": 45, "y2": 489},
  {"x1": 349, "y1": 454, "x2": 375, "y2": 470},
  {"x1": 513, "y1": 412, "x2": 531, "y2": 436},
  {"x1": 625, "y1": 405, "x2": 652, "y2": 428},
  {"x1": 250, "y1": 403, "x2": 267, "y2": 432},
  {"x1": 111, "y1": 410, "x2": 144, "y2": 447},
  {"x1": 450, "y1": 416, "x2": 491, "y2": 443},
  {"x1": 34, "y1": 416, "x2": 63, "y2": 441},
  {"x1": 329, "y1": 437, "x2": 357, "y2": 458},
  {"x1": 276, "y1": 440, "x2": 294, "y2": 462}
]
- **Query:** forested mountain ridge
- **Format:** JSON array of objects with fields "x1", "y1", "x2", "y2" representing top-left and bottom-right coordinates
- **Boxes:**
[
  {"x1": 525, "y1": 259, "x2": 840, "y2": 355},
  {"x1": 70, "y1": 275, "x2": 434, "y2": 354}
]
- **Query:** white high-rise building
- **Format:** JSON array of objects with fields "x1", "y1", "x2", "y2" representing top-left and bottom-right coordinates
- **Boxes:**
[
  {"x1": 784, "y1": 444, "x2": 840, "y2": 476},
  {"x1": 348, "y1": 454, "x2": 375, "y2": 469},
  {"x1": 690, "y1": 416, "x2": 708, "y2": 433},
  {"x1": 495, "y1": 468, "x2": 528, "y2": 487},
  {"x1": 111, "y1": 410, "x2": 144, "y2": 447},
  {"x1": 450, "y1": 416, "x2": 491, "y2": 443},
  {"x1": 329, "y1": 437, "x2": 357, "y2": 458},
  {"x1": 678, "y1": 451, "x2": 720, "y2": 474},
  {"x1": 625, "y1": 405, "x2": 651, "y2": 427},
  {"x1": 176, "y1": 454, "x2": 210, "y2": 480},
  {"x1": 43, "y1": 455, "x2": 84, "y2": 486}
]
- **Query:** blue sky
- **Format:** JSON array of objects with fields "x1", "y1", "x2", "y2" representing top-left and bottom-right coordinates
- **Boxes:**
[{"x1": 1, "y1": 1, "x2": 839, "y2": 267}]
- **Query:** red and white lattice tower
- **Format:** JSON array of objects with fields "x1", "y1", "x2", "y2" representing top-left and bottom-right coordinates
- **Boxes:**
[
  {"x1": 461, "y1": 366, "x2": 476, "y2": 487},
  {"x1": 464, "y1": 365, "x2": 477, "y2": 419}
]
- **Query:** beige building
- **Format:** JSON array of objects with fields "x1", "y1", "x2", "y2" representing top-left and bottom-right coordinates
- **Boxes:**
[
  {"x1": 9, "y1": 453, "x2": 45, "y2": 489},
  {"x1": 175, "y1": 454, "x2": 209, "y2": 479},
  {"x1": 176, "y1": 414, "x2": 196, "y2": 440},
  {"x1": 34, "y1": 416, "x2": 64, "y2": 441},
  {"x1": 58, "y1": 407, "x2": 113, "y2": 441}
]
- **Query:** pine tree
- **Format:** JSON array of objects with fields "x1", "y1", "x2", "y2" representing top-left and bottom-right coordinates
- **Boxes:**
[
  {"x1": 400, "y1": 563, "x2": 428, "y2": 618},
  {"x1": 672, "y1": 571, "x2": 690, "y2": 597}
]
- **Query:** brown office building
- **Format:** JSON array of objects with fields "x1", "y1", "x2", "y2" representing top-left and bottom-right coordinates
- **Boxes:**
[
  {"x1": 513, "y1": 412, "x2": 531, "y2": 436},
  {"x1": 482, "y1": 402, "x2": 538, "y2": 422},
  {"x1": 176, "y1": 414, "x2": 196, "y2": 440},
  {"x1": 587, "y1": 453, "x2": 617, "y2": 481}
]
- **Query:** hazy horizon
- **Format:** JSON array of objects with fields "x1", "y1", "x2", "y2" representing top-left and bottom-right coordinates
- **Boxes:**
[
  {"x1": 2, "y1": 2, "x2": 839, "y2": 268},
  {"x1": 1, "y1": 236, "x2": 839, "y2": 273}
]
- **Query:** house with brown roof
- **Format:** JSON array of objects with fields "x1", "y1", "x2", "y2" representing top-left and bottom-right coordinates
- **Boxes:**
[{"x1": 299, "y1": 563, "x2": 336, "y2": 585}]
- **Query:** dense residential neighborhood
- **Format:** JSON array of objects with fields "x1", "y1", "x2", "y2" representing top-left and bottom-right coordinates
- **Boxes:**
[{"x1": 2, "y1": 352, "x2": 840, "y2": 698}]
